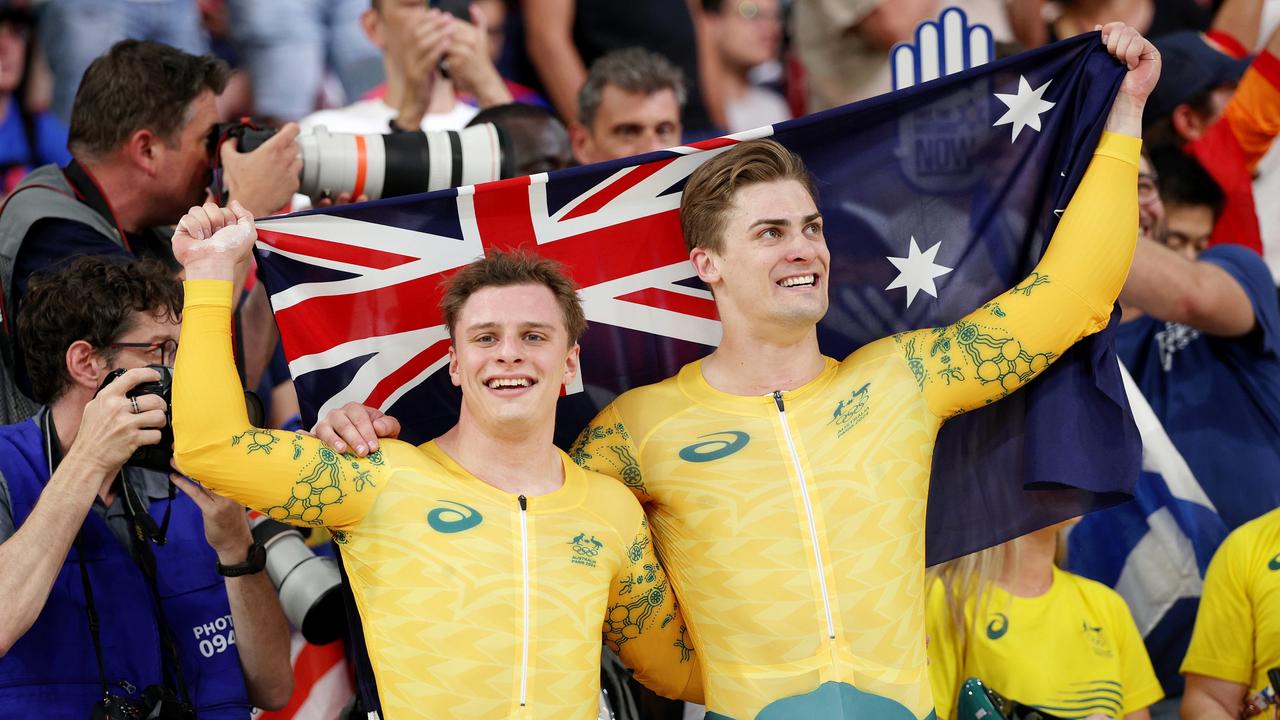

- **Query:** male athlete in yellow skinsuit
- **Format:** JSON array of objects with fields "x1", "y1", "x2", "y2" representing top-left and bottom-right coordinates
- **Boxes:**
[
  {"x1": 322, "y1": 23, "x2": 1160, "y2": 720},
  {"x1": 169, "y1": 219, "x2": 698, "y2": 718}
]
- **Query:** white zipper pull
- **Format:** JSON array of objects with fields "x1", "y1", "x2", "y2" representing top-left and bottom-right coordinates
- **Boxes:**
[{"x1": 518, "y1": 494, "x2": 530, "y2": 707}]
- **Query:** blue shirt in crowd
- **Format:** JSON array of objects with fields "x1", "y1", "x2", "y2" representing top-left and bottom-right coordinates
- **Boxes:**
[
  {"x1": 1117, "y1": 243, "x2": 1280, "y2": 530},
  {"x1": 0, "y1": 97, "x2": 71, "y2": 194}
]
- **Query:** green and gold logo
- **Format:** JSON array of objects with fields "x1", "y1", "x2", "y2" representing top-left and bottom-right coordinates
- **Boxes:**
[{"x1": 570, "y1": 533, "x2": 604, "y2": 567}]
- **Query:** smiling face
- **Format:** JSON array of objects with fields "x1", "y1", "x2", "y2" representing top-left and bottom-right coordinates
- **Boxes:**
[
  {"x1": 448, "y1": 284, "x2": 580, "y2": 434},
  {"x1": 692, "y1": 179, "x2": 830, "y2": 333}
]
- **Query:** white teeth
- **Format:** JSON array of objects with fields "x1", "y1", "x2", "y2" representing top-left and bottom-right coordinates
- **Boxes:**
[
  {"x1": 488, "y1": 378, "x2": 531, "y2": 389},
  {"x1": 780, "y1": 275, "x2": 815, "y2": 287}
]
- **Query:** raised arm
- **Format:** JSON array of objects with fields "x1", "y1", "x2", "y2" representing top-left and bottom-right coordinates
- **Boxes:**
[
  {"x1": 892, "y1": 24, "x2": 1156, "y2": 419},
  {"x1": 521, "y1": 0, "x2": 587, "y2": 124},
  {"x1": 171, "y1": 203, "x2": 400, "y2": 529},
  {"x1": 605, "y1": 515, "x2": 702, "y2": 703},
  {"x1": 1119, "y1": 239, "x2": 1256, "y2": 336}
]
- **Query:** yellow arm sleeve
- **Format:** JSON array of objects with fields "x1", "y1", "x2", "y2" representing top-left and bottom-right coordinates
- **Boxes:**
[
  {"x1": 173, "y1": 280, "x2": 398, "y2": 529},
  {"x1": 605, "y1": 516, "x2": 702, "y2": 703},
  {"x1": 891, "y1": 132, "x2": 1141, "y2": 419},
  {"x1": 569, "y1": 404, "x2": 652, "y2": 504}
]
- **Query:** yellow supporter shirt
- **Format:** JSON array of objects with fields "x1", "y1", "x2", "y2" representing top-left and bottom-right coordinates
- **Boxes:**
[
  {"x1": 926, "y1": 567, "x2": 1163, "y2": 719},
  {"x1": 569, "y1": 132, "x2": 1141, "y2": 719},
  {"x1": 172, "y1": 281, "x2": 700, "y2": 719},
  {"x1": 1182, "y1": 507, "x2": 1280, "y2": 698}
]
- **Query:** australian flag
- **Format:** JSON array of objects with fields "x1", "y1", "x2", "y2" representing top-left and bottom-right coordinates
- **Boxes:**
[{"x1": 254, "y1": 32, "x2": 1140, "y2": 565}]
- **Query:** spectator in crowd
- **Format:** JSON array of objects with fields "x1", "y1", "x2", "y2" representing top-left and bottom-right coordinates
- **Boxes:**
[
  {"x1": 0, "y1": 6, "x2": 70, "y2": 199},
  {"x1": 0, "y1": 40, "x2": 300, "y2": 424},
  {"x1": 463, "y1": 0, "x2": 548, "y2": 108},
  {"x1": 701, "y1": 0, "x2": 791, "y2": 133},
  {"x1": 169, "y1": 206, "x2": 699, "y2": 717},
  {"x1": 467, "y1": 102, "x2": 573, "y2": 176},
  {"x1": 224, "y1": 0, "x2": 384, "y2": 123},
  {"x1": 791, "y1": 0, "x2": 1048, "y2": 110},
  {"x1": 300, "y1": 1, "x2": 512, "y2": 136},
  {"x1": 1045, "y1": 0, "x2": 1217, "y2": 42},
  {"x1": 523, "y1": 0, "x2": 721, "y2": 136},
  {"x1": 571, "y1": 48, "x2": 684, "y2": 164},
  {"x1": 927, "y1": 520, "x2": 1163, "y2": 719},
  {"x1": 1119, "y1": 146, "x2": 1280, "y2": 538},
  {"x1": 0, "y1": 256, "x2": 292, "y2": 717},
  {"x1": 1179, "y1": 506, "x2": 1280, "y2": 719},
  {"x1": 37, "y1": 0, "x2": 210, "y2": 123},
  {"x1": 1091, "y1": 146, "x2": 1280, "y2": 707},
  {"x1": 1142, "y1": 24, "x2": 1280, "y2": 255}
]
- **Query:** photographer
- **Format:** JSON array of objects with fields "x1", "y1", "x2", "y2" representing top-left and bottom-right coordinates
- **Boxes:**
[
  {"x1": 0, "y1": 256, "x2": 291, "y2": 718},
  {"x1": 0, "y1": 39, "x2": 301, "y2": 422}
]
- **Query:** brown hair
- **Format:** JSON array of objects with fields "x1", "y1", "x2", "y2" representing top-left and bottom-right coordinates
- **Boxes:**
[
  {"x1": 68, "y1": 40, "x2": 229, "y2": 158},
  {"x1": 440, "y1": 251, "x2": 587, "y2": 346},
  {"x1": 18, "y1": 256, "x2": 183, "y2": 404},
  {"x1": 679, "y1": 138, "x2": 817, "y2": 254}
]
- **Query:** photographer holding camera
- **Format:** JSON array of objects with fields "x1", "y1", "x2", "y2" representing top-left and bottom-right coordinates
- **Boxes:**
[
  {"x1": 0, "y1": 39, "x2": 302, "y2": 424},
  {"x1": 0, "y1": 256, "x2": 292, "y2": 718}
]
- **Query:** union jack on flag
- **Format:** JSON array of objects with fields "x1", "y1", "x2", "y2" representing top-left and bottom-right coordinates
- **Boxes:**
[{"x1": 255, "y1": 33, "x2": 1140, "y2": 565}]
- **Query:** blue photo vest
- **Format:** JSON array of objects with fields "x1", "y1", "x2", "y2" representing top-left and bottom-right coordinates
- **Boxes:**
[{"x1": 0, "y1": 417, "x2": 251, "y2": 718}]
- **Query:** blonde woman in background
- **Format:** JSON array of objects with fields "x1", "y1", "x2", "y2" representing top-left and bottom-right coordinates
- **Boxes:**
[{"x1": 926, "y1": 520, "x2": 1163, "y2": 720}]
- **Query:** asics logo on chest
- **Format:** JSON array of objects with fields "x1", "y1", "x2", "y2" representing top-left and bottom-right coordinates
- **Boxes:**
[
  {"x1": 427, "y1": 500, "x2": 484, "y2": 533},
  {"x1": 678, "y1": 431, "x2": 750, "y2": 462},
  {"x1": 1269, "y1": 552, "x2": 1280, "y2": 571}
]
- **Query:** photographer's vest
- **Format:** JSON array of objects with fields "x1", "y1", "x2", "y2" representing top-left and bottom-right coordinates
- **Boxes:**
[
  {"x1": 0, "y1": 416, "x2": 252, "y2": 719},
  {"x1": 0, "y1": 164, "x2": 120, "y2": 425}
]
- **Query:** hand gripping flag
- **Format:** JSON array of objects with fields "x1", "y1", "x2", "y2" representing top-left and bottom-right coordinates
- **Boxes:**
[{"x1": 254, "y1": 32, "x2": 1140, "y2": 565}]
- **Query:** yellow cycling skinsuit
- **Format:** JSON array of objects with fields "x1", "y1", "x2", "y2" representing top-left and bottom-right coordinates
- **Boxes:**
[
  {"x1": 570, "y1": 132, "x2": 1140, "y2": 719},
  {"x1": 926, "y1": 568, "x2": 1163, "y2": 719},
  {"x1": 172, "y1": 281, "x2": 701, "y2": 719},
  {"x1": 1182, "y1": 507, "x2": 1280, "y2": 702}
]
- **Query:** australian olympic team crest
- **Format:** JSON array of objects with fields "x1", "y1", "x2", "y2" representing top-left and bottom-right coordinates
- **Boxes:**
[{"x1": 569, "y1": 533, "x2": 604, "y2": 568}]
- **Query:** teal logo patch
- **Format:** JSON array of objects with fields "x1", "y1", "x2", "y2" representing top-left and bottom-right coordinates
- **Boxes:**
[
  {"x1": 678, "y1": 431, "x2": 749, "y2": 462},
  {"x1": 1269, "y1": 553, "x2": 1280, "y2": 571},
  {"x1": 828, "y1": 382, "x2": 871, "y2": 438},
  {"x1": 569, "y1": 533, "x2": 604, "y2": 567},
  {"x1": 986, "y1": 613, "x2": 1009, "y2": 640},
  {"x1": 427, "y1": 500, "x2": 483, "y2": 533}
]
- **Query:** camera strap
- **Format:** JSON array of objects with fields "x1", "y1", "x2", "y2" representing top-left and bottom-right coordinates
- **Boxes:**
[
  {"x1": 43, "y1": 410, "x2": 193, "y2": 711},
  {"x1": 120, "y1": 487, "x2": 194, "y2": 712}
]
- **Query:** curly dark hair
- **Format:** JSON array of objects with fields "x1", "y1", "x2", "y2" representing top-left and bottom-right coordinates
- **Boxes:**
[{"x1": 17, "y1": 257, "x2": 183, "y2": 404}]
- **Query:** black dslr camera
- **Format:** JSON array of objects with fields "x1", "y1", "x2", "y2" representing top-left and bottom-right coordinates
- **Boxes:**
[
  {"x1": 97, "y1": 364, "x2": 174, "y2": 474},
  {"x1": 92, "y1": 685, "x2": 194, "y2": 720}
]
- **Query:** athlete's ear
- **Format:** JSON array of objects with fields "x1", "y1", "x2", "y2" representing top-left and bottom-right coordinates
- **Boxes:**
[
  {"x1": 447, "y1": 345, "x2": 461, "y2": 387},
  {"x1": 562, "y1": 342, "x2": 580, "y2": 389},
  {"x1": 690, "y1": 246, "x2": 721, "y2": 284}
]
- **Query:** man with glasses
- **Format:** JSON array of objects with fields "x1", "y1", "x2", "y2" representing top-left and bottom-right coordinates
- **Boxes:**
[
  {"x1": 0, "y1": 255, "x2": 293, "y2": 718},
  {"x1": 0, "y1": 39, "x2": 301, "y2": 423}
]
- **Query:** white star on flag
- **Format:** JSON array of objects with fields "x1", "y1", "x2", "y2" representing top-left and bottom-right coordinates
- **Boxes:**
[
  {"x1": 993, "y1": 75, "x2": 1056, "y2": 141},
  {"x1": 886, "y1": 236, "x2": 953, "y2": 308}
]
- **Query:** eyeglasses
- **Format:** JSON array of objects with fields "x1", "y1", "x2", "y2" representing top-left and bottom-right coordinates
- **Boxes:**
[{"x1": 108, "y1": 339, "x2": 179, "y2": 366}]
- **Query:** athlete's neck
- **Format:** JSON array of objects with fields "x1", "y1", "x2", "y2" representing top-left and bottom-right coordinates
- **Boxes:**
[
  {"x1": 434, "y1": 416, "x2": 564, "y2": 498},
  {"x1": 999, "y1": 526, "x2": 1057, "y2": 598},
  {"x1": 701, "y1": 326, "x2": 827, "y2": 396}
]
